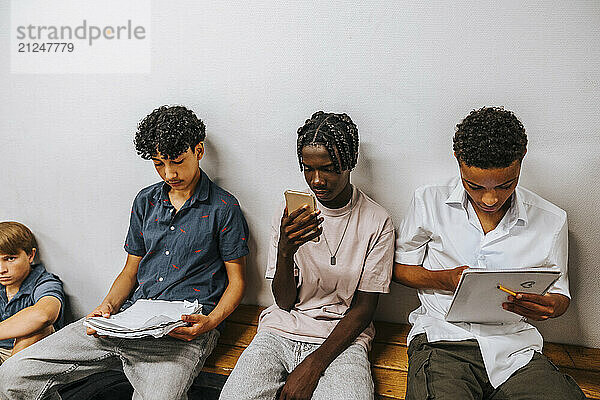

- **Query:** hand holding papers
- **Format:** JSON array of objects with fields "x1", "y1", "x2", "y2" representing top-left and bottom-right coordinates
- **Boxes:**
[
  {"x1": 445, "y1": 269, "x2": 560, "y2": 323},
  {"x1": 84, "y1": 299, "x2": 202, "y2": 339}
]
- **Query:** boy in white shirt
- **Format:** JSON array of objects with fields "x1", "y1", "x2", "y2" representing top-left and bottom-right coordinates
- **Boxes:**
[{"x1": 393, "y1": 107, "x2": 584, "y2": 399}]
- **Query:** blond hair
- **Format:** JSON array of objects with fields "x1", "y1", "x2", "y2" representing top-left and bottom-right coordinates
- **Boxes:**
[{"x1": 0, "y1": 221, "x2": 37, "y2": 256}]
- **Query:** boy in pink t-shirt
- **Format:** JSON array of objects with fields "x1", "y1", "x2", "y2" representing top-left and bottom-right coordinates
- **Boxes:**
[{"x1": 220, "y1": 112, "x2": 395, "y2": 400}]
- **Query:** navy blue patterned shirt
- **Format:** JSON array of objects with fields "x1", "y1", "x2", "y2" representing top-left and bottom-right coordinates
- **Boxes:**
[
  {"x1": 0, "y1": 263, "x2": 65, "y2": 349},
  {"x1": 123, "y1": 169, "x2": 249, "y2": 318}
]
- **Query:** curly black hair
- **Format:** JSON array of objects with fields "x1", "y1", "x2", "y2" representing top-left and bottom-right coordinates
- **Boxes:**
[
  {"x1": 134, "y1": 105, "x2": 206, "y2": 160},
  {"x1": 297, "y1": 111, "x2": 359, "y2": 173},
  {"x1": 453, "y1": 106, "x2": 527, "y2": 169}
]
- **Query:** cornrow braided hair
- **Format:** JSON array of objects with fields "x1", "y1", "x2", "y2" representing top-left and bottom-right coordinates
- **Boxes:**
[{"x1": 296, "y1": 111, "x2": 359, "y2": 173}]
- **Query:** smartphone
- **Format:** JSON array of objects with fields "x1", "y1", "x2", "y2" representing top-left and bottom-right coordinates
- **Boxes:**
[{"x1": 284, "y1": 190, "x2": 320, "y2": 242}]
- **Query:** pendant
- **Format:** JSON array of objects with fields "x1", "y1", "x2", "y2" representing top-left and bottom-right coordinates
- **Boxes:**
[{"x1": 330, "y1": 256, "x2": 336, "y2": 266}]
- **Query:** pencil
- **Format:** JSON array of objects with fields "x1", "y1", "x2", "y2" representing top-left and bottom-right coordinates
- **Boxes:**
[{"x1": 497, "y1": 285, "x2": 517, "y2": 297}]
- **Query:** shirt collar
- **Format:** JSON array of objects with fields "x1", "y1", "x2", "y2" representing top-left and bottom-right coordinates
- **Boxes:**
[
  {"x1": 444, "y1": 179, "x2": 528, "y2": 226},
  {"x1": 444, "y1": 179, "x2": 468, "y2": 208},
  {"x1": 156, "y1": 169, "x2": 210, "y2": 207},
  {"x1": 511, "y1": 189, "x2": 528, "y2": 226}
]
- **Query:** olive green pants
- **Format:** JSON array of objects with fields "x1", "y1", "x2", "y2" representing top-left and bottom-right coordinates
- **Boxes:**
[{"x1": 406, "y1": 334, "x2": 585, "y2": 400}]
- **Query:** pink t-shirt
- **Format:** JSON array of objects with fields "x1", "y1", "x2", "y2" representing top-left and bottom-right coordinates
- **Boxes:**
[{"x1": 258, "y1": 186, "x2": 395, "y2": 350}]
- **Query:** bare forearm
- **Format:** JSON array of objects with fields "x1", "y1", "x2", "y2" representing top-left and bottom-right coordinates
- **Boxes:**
[
  {"x1": 100, "y1": 270, "x2": 138, "y2": 311},
  {"x1": 12, "y1": 325, "x2": 54, "y2": 355},
  {"x1": 0, "y1": 298, "x2": 60, "y2": 341},
  {"x1": 393, "y1": 263, "x2": 456, "y2": 291},
  {"x1": 206, "y1": 272, "x2": 246, "y2": 329},
  {"x1": 272, "y1": 252, "x2": 298, "y2": 311}
]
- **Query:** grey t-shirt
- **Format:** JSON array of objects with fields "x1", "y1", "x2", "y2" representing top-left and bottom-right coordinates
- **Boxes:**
[{"x1": 259, "y1": 186, "x2": 395, "y2": 350}]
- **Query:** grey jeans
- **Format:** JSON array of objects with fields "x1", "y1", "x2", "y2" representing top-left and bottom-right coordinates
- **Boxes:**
[
  {"x1": 0, "y1": 318, "x2": 219, "y2": 400},
  {"x1": 219, "y1": 330, "x2": 374, "y2": 400}
]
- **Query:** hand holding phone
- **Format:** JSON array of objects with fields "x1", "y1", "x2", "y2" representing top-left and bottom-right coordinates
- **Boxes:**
[{"x1": 279, "y1": 190, "x2": 323, "y2": 256}]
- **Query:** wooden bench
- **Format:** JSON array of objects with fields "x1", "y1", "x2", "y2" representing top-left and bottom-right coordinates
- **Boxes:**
[{"x1": 203, "y1": 304, "x2": 600, "y2": 399}]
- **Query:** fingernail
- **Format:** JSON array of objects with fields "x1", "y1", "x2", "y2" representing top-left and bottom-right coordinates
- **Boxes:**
[{"x1": 516, "y1": 294, "x2": 522, "y2": 300}]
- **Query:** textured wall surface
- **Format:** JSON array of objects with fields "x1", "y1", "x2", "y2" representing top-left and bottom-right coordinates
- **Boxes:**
[{"x1": 1, "y1": 1, "x2": 599, "y2": 347}]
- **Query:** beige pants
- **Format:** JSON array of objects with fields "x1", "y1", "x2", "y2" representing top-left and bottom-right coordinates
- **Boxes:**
[{"x1": 0, "y1": 347, "x2": 12, "y2": 365}]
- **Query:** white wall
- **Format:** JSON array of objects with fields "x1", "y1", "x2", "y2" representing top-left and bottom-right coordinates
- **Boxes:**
[{"x1": 1, "y1": 1, "x2": 599, "y2": 347}]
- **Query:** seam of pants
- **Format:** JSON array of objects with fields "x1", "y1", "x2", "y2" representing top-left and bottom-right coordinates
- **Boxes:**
[{"x1": 37, "y1": 352, "x2": 119, "y2": 400}]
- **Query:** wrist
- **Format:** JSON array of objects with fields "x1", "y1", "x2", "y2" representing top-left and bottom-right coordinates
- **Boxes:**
[
  {"x1": 437, "y1": 270, "x2": 454, "y2": 292},
  {"x1": 304, "y1": 350, "x2": 329, "y2": 374},
  {"x1": 277, "y1": 247, "x2": 295, "y2": 262},
  {"x1": 205, "y1": 313, "x2": 221, "y2": 330}
]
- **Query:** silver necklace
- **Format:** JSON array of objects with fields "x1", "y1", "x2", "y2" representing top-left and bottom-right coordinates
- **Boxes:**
[{"x1": 322, "y1": 195, "x2": 353, "y2": 266}]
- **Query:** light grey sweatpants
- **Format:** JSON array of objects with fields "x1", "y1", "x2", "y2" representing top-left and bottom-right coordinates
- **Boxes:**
[
  {"x1": 0, "y1": 318, "x2": 219, "y2": 400},
  {"x1": 219, "y1": 330, "x2": 374, "y2": 400}
]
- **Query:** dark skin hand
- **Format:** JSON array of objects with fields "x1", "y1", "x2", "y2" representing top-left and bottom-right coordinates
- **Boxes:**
[
  {"x1": 272, "y1": 205, "x2": 323, "y2": 311},
  {"x1": 279, "y1": 205, "x2": 323, "y2": 257},
  {"x1": 277, "y1": 291, "x2": 379, "y2": 400},
  {"x1": 503, "y1": 292, "x2": 570, "y2": 321}
]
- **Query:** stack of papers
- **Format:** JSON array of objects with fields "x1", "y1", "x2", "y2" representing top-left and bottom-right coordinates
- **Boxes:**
[{"x1": 83, "y1": 299, "x2": 202, "y2": 339}]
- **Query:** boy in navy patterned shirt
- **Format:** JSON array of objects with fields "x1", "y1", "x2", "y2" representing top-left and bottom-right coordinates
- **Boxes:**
[{"x1": 0, "y1": 106, "x2": 249, "y2": 400}]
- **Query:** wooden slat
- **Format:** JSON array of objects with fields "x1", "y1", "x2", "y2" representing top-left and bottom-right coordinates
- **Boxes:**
[
  {"x1": 373, "y1": 321, "x2": 410, "y2": 346},
  {"x1": 561, "y1": 368, "x2": 600, "y2": 400},
  {"x1": 372, "y1": 368, "x2": 407, "y2": 399},
  {"x1": 563, "y1": 344, "x2": 600, "y2": 372},
  {"x1": 370, "y1": 342, "x2": 408, "y2": 371},
  {"x1": 544, "y1": 342, "x2": 576, "y2": 368},
  {"x1": 219, "y1": 321, "x2": 258, "y2": 348},
  {"x1": 227, "y1": 304, "x2": 264, "y2": 325}
]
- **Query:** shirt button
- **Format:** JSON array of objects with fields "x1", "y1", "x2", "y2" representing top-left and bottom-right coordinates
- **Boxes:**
[
  {"x1": 165, "y1": 250, "x2": 170, "y2": 255},
  {"x1": 158, "y1": 277, "x2": 164, "y2": 282},
  {"x1": 170, "y1": 226, "x2": 175, "y2": 231}
]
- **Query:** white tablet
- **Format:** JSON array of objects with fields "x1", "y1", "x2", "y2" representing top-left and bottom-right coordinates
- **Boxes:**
[{"x1": 445, "y1": 269, "x2": 561, "y2": 323}]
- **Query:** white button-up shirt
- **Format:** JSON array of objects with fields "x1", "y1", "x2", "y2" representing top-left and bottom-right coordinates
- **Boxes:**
[{"x1": 395, "y1": 177, "x2": 569, "y2": 388}]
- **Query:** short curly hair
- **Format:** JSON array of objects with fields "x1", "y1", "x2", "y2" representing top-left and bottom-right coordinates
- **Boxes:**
[
  {"x1": 134, "y1": 105, "x2": 206, "y2": 160},
  {"x1": 297, "y1": 111, "x2": 359, "y2": 173},
  {"x1": 453, "y1": 106, "x2": 527, "y2": 169}
]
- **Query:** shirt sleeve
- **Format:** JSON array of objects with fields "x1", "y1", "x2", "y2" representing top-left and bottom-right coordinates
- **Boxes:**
[
  {"x1": 32, "y1": 273, "x2": 65, "y2": 324},
  {"x1": 357, "y1": 217, "x2": 395, "y2": 293},
  {"x1": 546, "y1": 215, "x2": 570, "y2": 298},
  {"x1": 124, "y1": 192, "x2": 146, "y2": 256},
  {"x1": 218, "y1": 200, "x2": 250, "y2": 262},
  {"x1": 394, "y1": 188, "x2": 433, "y2": 266}
]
